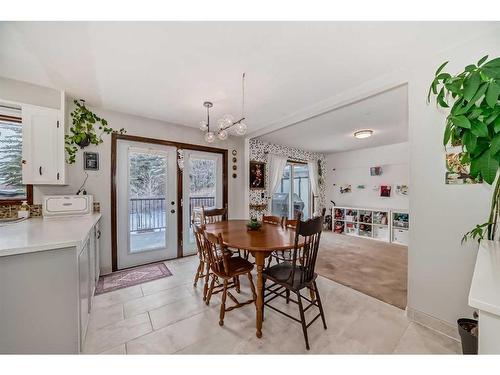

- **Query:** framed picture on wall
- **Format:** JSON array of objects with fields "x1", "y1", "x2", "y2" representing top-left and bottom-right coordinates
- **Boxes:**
[
  {"x1": 249, "y1": 161, "x2": 265, "y2": 189},
  {"x1": 84, "y1": 152, "x2": 99, "y2": 171}
]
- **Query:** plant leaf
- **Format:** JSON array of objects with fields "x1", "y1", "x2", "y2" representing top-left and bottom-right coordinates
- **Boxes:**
[
  {"x1": 470, "y1": 120, "x2": 489, "y2": 138},
  {"x1": 435, "y1": 61, "x2": 449, "y2": 76},
  {"x1": 486, "y1": 81, "x2": 500, "y2": 108},
  {"x1": 463, "y1": 82, "x2": 489, "y2": 112},
  {"x1": 452, "y1": 115, "x2": 471, "y2": 129},
  {"x1": 463, "y1": 131, "x2": 477, "y2": 153},
  {"x1": 464, "y1": 71, "x2": 480, "y2": 101},
  {"x1": 443, "y1": 121, "x2": 452, "y2": 146},
  {"x1": 491, "y1": 133, "x2": 500, "y2": 155},
  {"x1": 478, "y1": 55, "x2": 489, "y2": 66},
  {"x1": 477, "y1": 149, "x2": 499, "y2": 184},
  {"x1": 483, "y1": 57, "x2": 500, "y2": 69},
  {"x1": 495, "y1": 116, "x2": 500, "y2": 133}
]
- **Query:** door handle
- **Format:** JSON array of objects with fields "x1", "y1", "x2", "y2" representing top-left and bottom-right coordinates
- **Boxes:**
[
  {"x1": 170, "y1": 209, "x2": 176, "y2": 214},
  {"x1": 39, "y1": 166, "x2": 42, "y2": 175}
]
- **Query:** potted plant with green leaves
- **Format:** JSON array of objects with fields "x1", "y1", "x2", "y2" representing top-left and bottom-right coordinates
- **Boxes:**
[
  {"x1": 65, "y1": 99, "x2": 126, "y2": 164},
  {"x1": 428, "y1": 55, "x2": 500, "y2": 354}
]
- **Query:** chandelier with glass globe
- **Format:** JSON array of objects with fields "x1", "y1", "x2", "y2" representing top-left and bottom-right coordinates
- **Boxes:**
[{"x1": 199, "y1": 73, "x2": 248, "y2": 143}]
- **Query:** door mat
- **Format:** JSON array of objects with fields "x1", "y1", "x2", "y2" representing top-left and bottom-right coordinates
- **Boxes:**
[{"x1": 95, "y1": 262, "x2": 173, "y2": 295}]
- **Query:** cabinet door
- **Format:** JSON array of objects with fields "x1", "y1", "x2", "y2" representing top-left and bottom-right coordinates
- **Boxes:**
[
  {"x1": 22, "y1": 105, "x2": 64, "y2": 184},
  {"x1": 78, "y1": 239, "x2": 90, "y2": 348},
  {"x1": 94, "y1": 222, "x2": 101, "y2": 283},
  {"x1": 89, "y1": 232, "x2": 96, "y2": 304}
]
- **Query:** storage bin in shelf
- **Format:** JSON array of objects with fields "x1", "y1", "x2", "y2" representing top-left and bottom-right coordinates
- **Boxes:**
[
  {"x1": 358, "y1": 223, "x2": 372, "y2": 237},
  {"x1": 345, "y1": 222, "x2": 358, "y2": 235},
  {"x1": 392, "y1": 211, "x2": 409, "y2": 245},
  {"x1": 373, "y1": 225, "x2": 390, "y2": 241}
]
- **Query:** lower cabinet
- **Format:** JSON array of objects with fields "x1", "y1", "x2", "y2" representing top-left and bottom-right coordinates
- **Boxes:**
[
  {"x1": 0, "y1": 217, "x2": 101, "y2": 354},
  {"x1": 78, "y1": 220, "x2": 101, "y2": 349},
  {"x1": 78, "y1": 238, "x2": 90, "y2": 349}
]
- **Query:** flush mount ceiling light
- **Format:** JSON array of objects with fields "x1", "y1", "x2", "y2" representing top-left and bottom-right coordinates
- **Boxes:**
[
  {"x1": 353, "y1": 129, "x2": 373, "y2": 139},
  {"x1": 199, "y1": 73, "x2": 248, "y2": 143}
]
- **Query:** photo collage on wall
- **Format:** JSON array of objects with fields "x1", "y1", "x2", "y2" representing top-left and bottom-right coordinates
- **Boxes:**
[{"x1": 335, "y1": 166, "x2": 408, "y2": 198}]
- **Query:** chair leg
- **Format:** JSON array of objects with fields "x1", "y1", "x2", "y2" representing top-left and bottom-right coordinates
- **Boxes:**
[
  {"x1": 247, "y1": 272, "x2": 257, "y2": 302},
  {"x1": 266, "y1": 256, "x2": 272, "y2": 268},
  {"x1": 203, "y1": 262, "x2": 210, "y2": 301},
  {"x1": 296, "y1": 290, "x2": 310, "y2": 350},
  {"x1": 193, "y1": 260, "x2": 203, "y2": 287},
  {"x1": 206, "y1": 275, "x2": 216, "y2": 305},
  {"x1": 286, "y1": 289, "x2": 290, "y2": 304},
  {"x1": 234, "y1": 276, "x2": 241, "y2": 293},
  {"x1": 219, "y1": 279, "x2": 228, "y2": 326},
  {"x1": 314, "y1": 281, "x2": 327, "y2": 330},
  {"x1": 261, "y1": 278, "x2": 266, "y2": 321}
]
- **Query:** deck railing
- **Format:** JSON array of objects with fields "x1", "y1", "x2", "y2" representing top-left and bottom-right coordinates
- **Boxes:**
[{"x1": 129, "y1": 196, "x2": 216, "y2": 232}]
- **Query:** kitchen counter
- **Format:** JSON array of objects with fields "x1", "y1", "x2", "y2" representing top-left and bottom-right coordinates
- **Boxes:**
[{"x1": 0, "y1": 213, "x2": 102, "y2": 257}]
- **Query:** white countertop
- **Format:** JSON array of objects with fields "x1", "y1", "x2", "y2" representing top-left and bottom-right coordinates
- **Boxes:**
[
  {"x1": 0, "y1": 213, "x2": 101, "y2": 257},
  {"x1": 469, "y1": 240, "x2": 500, "y2": 316}
]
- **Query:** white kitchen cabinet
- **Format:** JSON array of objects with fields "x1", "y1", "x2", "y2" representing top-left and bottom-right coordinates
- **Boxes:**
[
  {"x1": 94, "y1": 222, "x2": 101, "y2": 284},
  {"x1": 78, "y1": 237, "x2": 90, "y2": 348},
  {"x1": 0, "y1": 214, "x2": 101, "y2": 354},
  {"x1": 21, "y1": 104, "x2": 66, "y2": 185}
]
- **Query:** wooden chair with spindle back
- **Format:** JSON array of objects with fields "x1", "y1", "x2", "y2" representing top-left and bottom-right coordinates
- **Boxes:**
[
  {"x1": 201, "y1": 204, "x2": 228, "y2": 224},
  {"x1": 192, "y1": 223, "x2": 213, "y2": 301},
  {"x1": 262, "y1": 210, "x2": 327, "y2": 350},
  {"x1": 262, "y1": 215, "x2": 285, "y2": 268},
  {"x1": 262, "y1": 215, "x2": 283, "y2": 226},
  {"x1": 202, "y1": 230, "x2": 257, "y2": 326}
]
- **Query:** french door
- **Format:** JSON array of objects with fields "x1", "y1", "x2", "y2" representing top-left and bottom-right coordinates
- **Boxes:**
[
  {"x1": 116, "y1": 140, "x2": 178, "y2": 269},
  {"x1": 182, "y1": 150, "x2": 223, "y2": 255}
]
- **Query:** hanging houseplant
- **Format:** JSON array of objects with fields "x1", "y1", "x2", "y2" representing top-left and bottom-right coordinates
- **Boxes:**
[
  {"x1": 65, "y1": 99, "x2": 125, "y2": 164},
  {"x1": 428, "y1": 55, "x2": 500, "y2": 242}
]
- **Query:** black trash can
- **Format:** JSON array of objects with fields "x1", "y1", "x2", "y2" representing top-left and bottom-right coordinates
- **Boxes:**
[{"x1": 457, "y1": 318, "x2": 478, "y2": 354}]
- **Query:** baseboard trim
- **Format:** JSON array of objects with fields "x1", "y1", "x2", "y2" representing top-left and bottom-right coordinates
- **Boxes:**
[{"x1": 406, "y1": 307, "x2": 460, "y2": 342}]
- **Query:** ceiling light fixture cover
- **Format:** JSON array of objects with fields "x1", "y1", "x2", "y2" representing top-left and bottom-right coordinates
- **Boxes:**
[
  {"x1": 354, "y1": 129, "x2": 373, "y2": 139},
  {"x1": 200, "y1": 73, "x2": 248, "y2": 142}
]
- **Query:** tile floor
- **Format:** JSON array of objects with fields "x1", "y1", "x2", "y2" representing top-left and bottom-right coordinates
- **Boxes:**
[{"x1": 84, "y1": 255, "x2": 461, "y2": 354}]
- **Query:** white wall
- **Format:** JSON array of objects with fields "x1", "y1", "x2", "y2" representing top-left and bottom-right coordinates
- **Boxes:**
[
  {"x1": 35, "y1": 99, "x2": 246, "y2": 274},
  {"x1": 325, "y1": 142, "x2": 409, "y2": 210},
  {"x1": 407, "y1": 31, "x2": 499, "y2": 326},
  {"x1": 0, "y1": 76, "x2": 61, "y2": 109}
]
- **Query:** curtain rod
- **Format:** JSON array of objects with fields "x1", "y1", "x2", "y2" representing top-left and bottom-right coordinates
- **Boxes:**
[{"x1": 263, "y1": 150, "x2": 312, "y2": 164}]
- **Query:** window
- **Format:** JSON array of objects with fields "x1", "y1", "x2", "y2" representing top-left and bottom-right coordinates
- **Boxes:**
[
  {"x1": 0, "y1": 107, "x2": 32, "y2": 204},
  {"x1": 271, "y1": 161, "x2": 311, "y2": 220}
]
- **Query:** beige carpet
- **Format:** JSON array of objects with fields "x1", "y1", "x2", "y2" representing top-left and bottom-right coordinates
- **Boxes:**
[{"x1": 316, "y1": 232, "x2": 407, "y2": 310}]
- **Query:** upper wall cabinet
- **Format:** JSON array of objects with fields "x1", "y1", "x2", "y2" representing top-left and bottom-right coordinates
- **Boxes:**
[{"x1": 22, "y1": 104, "x2": 66, "y2": 185}]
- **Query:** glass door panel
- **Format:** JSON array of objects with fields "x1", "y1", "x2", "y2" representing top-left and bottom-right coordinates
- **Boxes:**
[
  {"x1": 271, "y1": 163, "x2": 311, "y2": 219},
  {"x1": 128, "y1": 149, "x2": 167, "y2": 253},
  {"x1": 116, "y1": 141, "x2": 177, "y2": 270},
  {"x1": 182, "y1": 150, "x2": 222, "y2": 255}
]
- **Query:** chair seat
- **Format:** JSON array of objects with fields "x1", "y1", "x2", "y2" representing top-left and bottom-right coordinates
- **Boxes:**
[
  {"x1": 263, "y1": 262, "x2": 316, "y2": 290},
  {"x1": 216, "y1": 256, "x2": 254, "y2": 277}
]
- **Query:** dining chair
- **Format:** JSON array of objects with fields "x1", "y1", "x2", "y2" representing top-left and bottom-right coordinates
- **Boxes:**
[
  {"x1": 192, "y1": 223, "x2": 212, "y2": 300},
  {"x1": 262, "y1": 211, "x2": 327, "y2": 350},
  {"x1": 202, "y1": 230, "x2": 257, "y2": 326},
  {"x1": 283, "y1": 218, "x2": 298, "y2": 229},
  {"x1": 263, "y1": 215, "x2": 285, "y2": 267},
  {"x1": 201, "y1": 204, "x2": 228, "y2": 224},
  {"x1": 262, "y1": 215, "x2": 283, "y2": 225}
]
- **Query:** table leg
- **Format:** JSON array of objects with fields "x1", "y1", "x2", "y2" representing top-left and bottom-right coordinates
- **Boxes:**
[{"x1": 253, "y1": 252, "x2": 266, "y2": 338}]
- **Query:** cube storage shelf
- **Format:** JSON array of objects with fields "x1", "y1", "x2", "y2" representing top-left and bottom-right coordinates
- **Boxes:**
[{"x1": 333, "y1": 206, "x2": 409, "y2": 245}]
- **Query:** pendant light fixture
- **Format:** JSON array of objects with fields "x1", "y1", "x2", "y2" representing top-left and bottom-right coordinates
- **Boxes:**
[{"x1": 199, "y1": 73, "x2": 248, "y2": 143}]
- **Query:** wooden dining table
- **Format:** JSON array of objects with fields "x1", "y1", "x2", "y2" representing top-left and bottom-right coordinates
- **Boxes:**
[{"x1": 204, "y1": 219, "x2": 301, "y2": 338}]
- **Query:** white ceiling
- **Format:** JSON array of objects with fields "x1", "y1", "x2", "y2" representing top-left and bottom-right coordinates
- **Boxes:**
[
  {"x1": 0, "y1": 22, "x2": 497, "y2": 134},
  {"x1": 258, "y1": 85, "x2": 408, "y2": 153}
]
